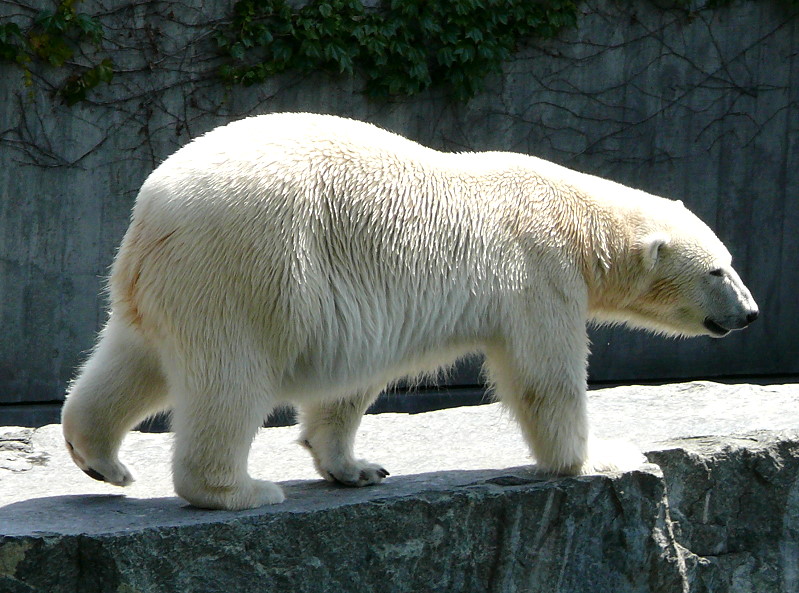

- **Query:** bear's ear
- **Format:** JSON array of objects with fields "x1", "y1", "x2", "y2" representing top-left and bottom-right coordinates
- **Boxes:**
[{"x1": 641, "y1": 232, "x2": 670, "y2": 270}]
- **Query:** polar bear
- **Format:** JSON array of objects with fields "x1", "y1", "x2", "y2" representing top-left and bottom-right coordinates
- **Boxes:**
[{"x1": 61, "y1": 113, "x2": 758, "y2": 510}]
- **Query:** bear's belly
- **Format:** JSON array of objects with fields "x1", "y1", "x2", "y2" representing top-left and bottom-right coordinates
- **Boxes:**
[{"x1": 277, "y1": 339, "x2": 483, "y2": 403}]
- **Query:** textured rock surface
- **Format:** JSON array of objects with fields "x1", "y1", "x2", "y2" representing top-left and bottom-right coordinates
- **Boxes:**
[
  {"x1": 1, "y1": 382, "x2": 798, "y2": 592},
  {"x1": 648, "y1": 435, "x2": 799, "y2": 593}
]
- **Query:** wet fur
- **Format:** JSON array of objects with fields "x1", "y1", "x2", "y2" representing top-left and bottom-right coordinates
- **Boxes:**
[{"x1": 62, "y1": 113, "x2": 757, "y2": 510}]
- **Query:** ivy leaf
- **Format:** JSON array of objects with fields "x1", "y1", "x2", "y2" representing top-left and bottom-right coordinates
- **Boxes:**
[
  {"x1": 271, "y1": 40, "x2": 293, "y2": 64},
  {"x1": 214, "y1": 31, "x2": 231, "y2": 51},
  {"x1": 300, "y1": 39, "x2": 322, "y2": 60},
  {"x1": 408, "y1": 61, "x2": 429, "y2": 84},
  {"x1": 437, "y1": 47, "x2": 454, "y2": 67},
  {"x1": 255, "y1": 28, "x2": 273, "y2": 45},
  {"x1": 419, "y1": 14, "x2": 440, "y2": 34},
  {"x1": 471, "y1": 29, "x2": 486, "y2": 42},
  {"x1": 0, "y1": 23, "x2": 25, "y2": 62},
  {"x1": 0, "y1": 22, "x2": 22, "y2": 43},
  {"x1": 230, "y1": 42, "x2": 246, "y2": 60},
  {"x1": 218, "y1": 63, "x2": 235, "y2": 82},
  {"x1": 33, "y1": 11, "x2": 59, "y2": 33},
  {"x1": 94, "y1": 58, "x2": 114, "y2": 83},
  {"x1": 74, "y1": 13, "x2": 103, "y2": 44}
]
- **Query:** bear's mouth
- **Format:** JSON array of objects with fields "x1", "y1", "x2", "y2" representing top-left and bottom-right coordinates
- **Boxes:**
[{"x1": 703, "y1": 318, "x2": 730, "y2": 337}]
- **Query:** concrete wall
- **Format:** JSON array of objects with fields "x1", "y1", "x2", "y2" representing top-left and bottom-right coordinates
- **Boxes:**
[{"x1": 1, "y1": 0, "x2": 797, "y2": 408}]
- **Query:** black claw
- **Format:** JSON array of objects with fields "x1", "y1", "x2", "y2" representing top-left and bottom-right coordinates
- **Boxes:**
[
  {"x1": 66, "y1": 440, "x2": 75, "y2": 452},
  {"x1": 83, "y1": 467, "x2": 107, "y2": 482},
  {"x1": 329, "y1": 467, "x2": 390, "y2": 487},
  {"x1": 302, "y1": 439, "x2": 312, "y2": 450}
]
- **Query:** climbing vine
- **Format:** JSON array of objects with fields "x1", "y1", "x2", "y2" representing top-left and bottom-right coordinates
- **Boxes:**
[
  {"x1": 0, "y1": 0, "x2": 112, "y2": 105},
  {"x1": 214, "y1": 0, "x2": 579, "y2": 100},
  {"x1": 1, "y1": 0, "x2": 797, "y2": 105},
  {"x1": 213, "y1": 0, "x2": 799, "y2": 99}
]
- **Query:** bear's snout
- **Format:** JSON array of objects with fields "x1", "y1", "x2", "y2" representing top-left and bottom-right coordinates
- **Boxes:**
[{"x1": 702, "y1": 266, "x2": 758, "y2": 337}]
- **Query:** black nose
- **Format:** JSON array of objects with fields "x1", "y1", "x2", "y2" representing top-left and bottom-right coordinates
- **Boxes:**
[{"x1": 746, "y1": 310, "x2": 759, "y2": 324}]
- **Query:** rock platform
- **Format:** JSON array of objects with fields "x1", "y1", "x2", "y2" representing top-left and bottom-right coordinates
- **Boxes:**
[{"x1": 2, "y1": 382, "x2": 799, "y2": 593}]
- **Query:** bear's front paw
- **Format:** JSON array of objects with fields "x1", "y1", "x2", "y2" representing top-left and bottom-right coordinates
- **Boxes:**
[
  {"x1": 319, "y1": 458, "x2": 390, "y2": 487},
  {"x1": 579, "y1": 438, "x2": 647, "y2": 475},
  {"x1": 175, "y1": 476, "x2": 285, "y2": 510}
]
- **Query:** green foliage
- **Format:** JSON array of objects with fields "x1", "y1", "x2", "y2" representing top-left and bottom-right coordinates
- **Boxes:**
[
  {"x1": 61, "y1": 57, "x2": 113, "y2": 105},
  {"x1": 0, "y1": 0, "x2": 113, "y2": 104},
  {"x1": 0, "y1": 22, "x2": 31, "y2": 85},
  {"x1": 215, "y1": 0, "x2": 579, "y2": 100},
  {"x1": 2, "y1": 0, "x2": 795, "y2": 106}
]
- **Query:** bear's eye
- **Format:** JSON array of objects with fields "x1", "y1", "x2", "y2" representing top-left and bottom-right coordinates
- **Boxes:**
[{"x1": 709, "y1": 268, "x2": 724, "y2": 277}]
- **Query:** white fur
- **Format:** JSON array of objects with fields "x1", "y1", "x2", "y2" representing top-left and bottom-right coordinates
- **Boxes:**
[{"x1": 61, "y1": 113, "x2": 758, "y2": 510}]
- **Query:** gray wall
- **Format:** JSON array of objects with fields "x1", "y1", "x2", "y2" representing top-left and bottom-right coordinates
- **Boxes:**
[{"x1": 1, "y1": 0, "x2": 797, "y2": 409}]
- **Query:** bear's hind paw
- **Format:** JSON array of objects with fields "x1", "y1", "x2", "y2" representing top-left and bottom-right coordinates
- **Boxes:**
[
  {"x1": 66, "y1": 440, "x2": 134, "y2": 486},
  {"x1": 321, "y1": 459, "x2": 390, "y2": 487}
]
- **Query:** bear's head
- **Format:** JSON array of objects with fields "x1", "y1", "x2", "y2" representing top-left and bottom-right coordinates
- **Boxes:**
[{"x1": 593, "y1": 200, "x2": 759, "y2": 338}]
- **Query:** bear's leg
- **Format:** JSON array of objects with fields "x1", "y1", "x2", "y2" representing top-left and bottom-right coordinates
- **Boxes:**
[
  {"x1": 170, "y1": 378, "x2": 285, "y2": 510},
  {"x1": 62, "y1": 316, "x2": 168, "y2": 486},
  {"x1": 298, "y1": 389, "x2": 389, "y2": 487},
  {"x1": 486, "y1": 340, "x2": 644, "y2": 475},
  {"x1": 485, "y1": 343, "x2": 590, "y2": 474}
]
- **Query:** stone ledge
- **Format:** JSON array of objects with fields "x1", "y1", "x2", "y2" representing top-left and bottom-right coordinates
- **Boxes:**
[{"x1": 1, "y1": 382, "x2": 798, "y2": 592}]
